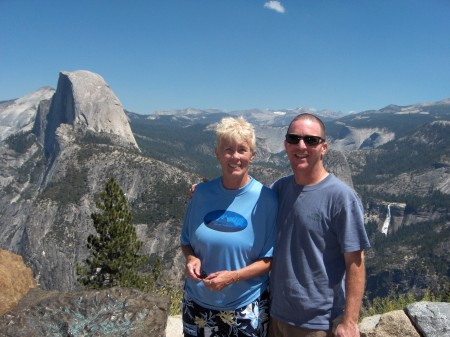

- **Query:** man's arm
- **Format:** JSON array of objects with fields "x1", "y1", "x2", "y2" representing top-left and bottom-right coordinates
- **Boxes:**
[{"x1": 334, "y1": 250, "x2": 365, "y2": 337}]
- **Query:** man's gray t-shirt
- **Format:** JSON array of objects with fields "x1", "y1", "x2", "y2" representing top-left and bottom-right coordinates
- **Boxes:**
[{"x1": 270, "y1": 174, "x2": 370, "y2": 330}]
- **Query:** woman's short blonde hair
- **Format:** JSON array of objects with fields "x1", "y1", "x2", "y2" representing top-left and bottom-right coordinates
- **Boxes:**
[{"x1": 215, "y1": 116, "x2": 256, "y2": 154}]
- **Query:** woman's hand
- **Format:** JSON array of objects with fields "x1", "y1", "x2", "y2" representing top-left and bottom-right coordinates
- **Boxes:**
[
  {"x1": 182, "y1": 244, "x2": 208, "y2": 281},
  {"x1": 203, "y1": 270, "x2": 239, "y2": 291},
  {"x1": 184, "y1": 256, "x2": 204, "y2": 281}
]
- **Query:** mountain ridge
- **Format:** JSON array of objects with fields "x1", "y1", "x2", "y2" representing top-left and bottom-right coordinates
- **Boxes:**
[
  {"x1": 0, "y1": 70, "x2": 448, "y2": 300},
  {"x1": 0, "y1": 87, "x2": 54, "y2": 142}
]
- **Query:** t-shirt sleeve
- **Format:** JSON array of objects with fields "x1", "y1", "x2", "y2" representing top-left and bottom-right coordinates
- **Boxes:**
[
  {"x1": 336, "y1": 197, "x2": 371, "y2": 253},
  {"x1": 180, "y1": 200, "x2": 193, "y2": 246},
  {"x1": 258, "y1": 189, "x2": 279, "y2": 258}
]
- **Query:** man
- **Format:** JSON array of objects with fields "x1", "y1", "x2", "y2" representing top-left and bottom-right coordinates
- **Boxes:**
[{"x1": 268, "y1": 113, "x2": 370, "y2": 337}]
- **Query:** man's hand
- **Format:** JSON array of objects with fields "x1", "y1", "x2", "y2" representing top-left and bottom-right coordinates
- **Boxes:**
[
  {"x1": 334, "y1": 321, "x2": 359, "y2": 337},
  {"x1": 188, "y1": 178, "x2": 207, "y2": 199}
]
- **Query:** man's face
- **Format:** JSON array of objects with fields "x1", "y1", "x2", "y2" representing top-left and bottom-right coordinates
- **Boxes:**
[{"x1": 284, "y1": 118, "x2": 328, "y2": 174}]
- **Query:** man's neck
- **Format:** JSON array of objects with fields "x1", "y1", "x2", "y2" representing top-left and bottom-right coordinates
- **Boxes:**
[{"x1": 294, "y1": 168, "x2": 329, "y2": 186}]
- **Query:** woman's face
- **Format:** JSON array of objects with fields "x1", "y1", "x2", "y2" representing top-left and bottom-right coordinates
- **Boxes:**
[{"x1": 215, "y1": 138, "x2": 254, "y2": 186}]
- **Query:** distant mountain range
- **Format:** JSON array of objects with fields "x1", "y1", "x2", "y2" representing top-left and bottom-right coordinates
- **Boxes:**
[{"x1": 1, "y1": 70, "x2": 448, "y2": 300}]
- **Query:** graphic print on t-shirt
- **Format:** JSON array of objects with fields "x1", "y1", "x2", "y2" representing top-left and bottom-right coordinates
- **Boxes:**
[{"x1": 204, "y1": 210, "x2": 248, "y2": 232}]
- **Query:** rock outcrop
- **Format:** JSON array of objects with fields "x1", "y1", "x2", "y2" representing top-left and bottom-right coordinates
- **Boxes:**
[
  {"x1": 0, "y1": 71, "x2": 193, "y2": 292},
  {"x1": 0, "y1": 287, "x2": 170, "y2": 337},
  {"x1": 405, "y1": 301, "x2": 450, "y2": 337},
  {"x1": 0, "y1": 250, "x2": 36, "y2": 316},
  {"x1": 41, "y1": 70, "x2": 139, "y2": 159},
  {"x1": 359, "y1": 302, "x2": 450, "y2": 337},
  {"x1": 359, "y1": 310, "x2": 421, "y2": 337},
  {"x1": 0, "y1": 87, "x2": 54, "y2": 142},
  {"x1": 324, "y1": 149, "x2": 354, "y2": 188},
  {"x1": 0, "y1": 249, "x2": 171, "y2": 337}
]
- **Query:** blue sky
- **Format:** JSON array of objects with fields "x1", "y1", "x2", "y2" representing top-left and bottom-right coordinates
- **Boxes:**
[{"x1": 1, "y1": 0, "x2": 449, "y2": 115}]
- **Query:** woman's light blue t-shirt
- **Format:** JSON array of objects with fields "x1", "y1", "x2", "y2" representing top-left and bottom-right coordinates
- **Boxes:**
[{"x1": 181, "y1": 177, "x2": 278, "y2": 311}]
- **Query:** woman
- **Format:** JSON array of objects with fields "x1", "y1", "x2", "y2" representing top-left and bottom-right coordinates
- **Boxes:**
[{"x1": 180, "y1": 116, "x2": 278, "y2": 337}]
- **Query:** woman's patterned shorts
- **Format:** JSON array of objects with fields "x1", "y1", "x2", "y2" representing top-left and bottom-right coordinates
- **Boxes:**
[{"x1": 182, "y1": 290, "x2": 270, "y2": 337}]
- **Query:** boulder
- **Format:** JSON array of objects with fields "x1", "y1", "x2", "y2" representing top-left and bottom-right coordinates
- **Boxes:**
[
  {"x1": 166, "y1": 315, "x2": 183, "y2": 337},
  {"x1": 359, "y1": 310, "x2": 420, "y2": 337},
  {"x1": 0, "y1": 249, "x2": 36, "y2": 316},
  {"x1": 405, "y1": 301, "x2": 450, "y2": 337},
  {"x1": 0, "y1": 287, "x2": 170, "y2": 337}
]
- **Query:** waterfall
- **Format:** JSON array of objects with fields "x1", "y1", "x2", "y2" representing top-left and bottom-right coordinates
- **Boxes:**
[{"x1": 381, "y1": 204, "x2": 391, "y2": 235}]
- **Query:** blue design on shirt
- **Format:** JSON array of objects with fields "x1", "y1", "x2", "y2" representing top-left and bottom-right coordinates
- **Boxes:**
[{"x1": 204, "y1": 210, "x2": 247, "y2": 232}]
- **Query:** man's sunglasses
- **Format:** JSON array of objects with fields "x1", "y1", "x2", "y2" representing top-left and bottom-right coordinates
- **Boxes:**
[{"x1": 285, "y1": 134, "x2": 325, "y2": 146}]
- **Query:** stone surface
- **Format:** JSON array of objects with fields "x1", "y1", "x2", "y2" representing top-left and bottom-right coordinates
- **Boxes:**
[
  {"x1": 0, "y1": 249, "x2": 36, "y2": 316},
  {"x1": 43, "y1": 70, "x2": 139, "y2": 157},
  {"x1": 0, "y1": 287, "x2": 170, "y2": 337},
  {"x1": 0, "y1": 87, "x2": 54, "y2": 142},
  {"x1": 405, "y1": 301, "x2": 450, "y2": 337},
  {"x1": 359, "y1": 314, "x2": 381, "y2": 332},
  {"x1": 166, "y1": 315, "x2": 183, "y2": 337},
  {"x1": 359, "y1": 310, "x2": 420, "y2": 337}
]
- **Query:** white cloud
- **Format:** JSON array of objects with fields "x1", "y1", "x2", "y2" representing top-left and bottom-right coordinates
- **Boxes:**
[{"x1": 264, "y1": 1, "x2": 285, "y2": 14}]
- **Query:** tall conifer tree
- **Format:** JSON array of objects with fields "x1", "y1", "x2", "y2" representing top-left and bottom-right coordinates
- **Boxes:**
[{"x1": 77, "y1": 177, "x2": 149, "y2": 289}]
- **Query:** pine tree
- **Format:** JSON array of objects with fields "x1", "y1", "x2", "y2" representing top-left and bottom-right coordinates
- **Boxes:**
[{"x1": 77, "y1": 177, "x2": 149, "y2": 289}]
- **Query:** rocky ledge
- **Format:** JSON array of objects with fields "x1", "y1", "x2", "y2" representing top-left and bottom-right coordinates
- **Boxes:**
[
  {"x1": 0, "y1": 249, "x2": 37, "y2": 316},
  {"x1": 0, "y1": 250, "x2": 170, "y2": 337},
  {"x1": 0, "y1": 287, "x2": 170, "y2": 337},
  {"x1": 359, "y1": 301, "x2": 449, "y2": 337},
  {"x1": 0, "y1": 250, "x2": 448, "y2": 337}
]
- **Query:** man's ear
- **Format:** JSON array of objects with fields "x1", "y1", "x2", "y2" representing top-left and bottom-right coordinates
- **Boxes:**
[{"x1": 320, "y1": 142, "x2": 328, "y2": 159}]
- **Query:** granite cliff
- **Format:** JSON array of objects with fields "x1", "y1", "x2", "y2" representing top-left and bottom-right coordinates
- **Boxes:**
[{"x1": 0, "y1": 71, "x2": 193, "y2": 291}]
